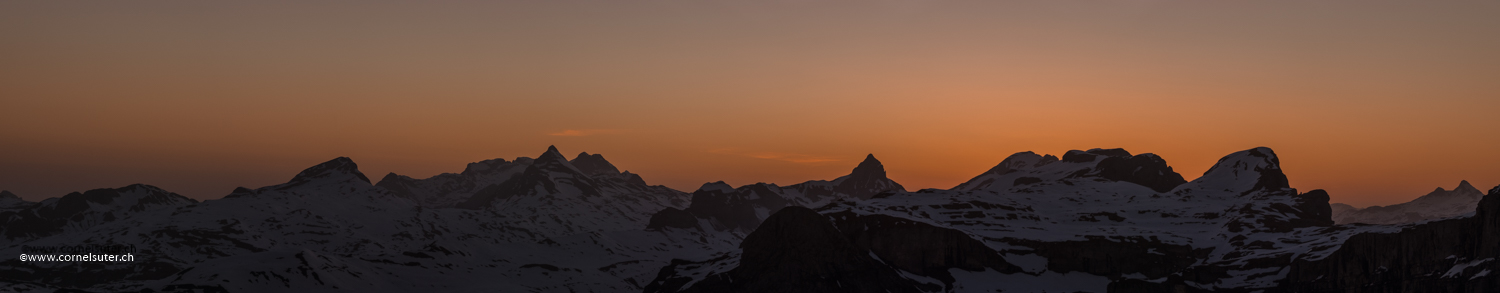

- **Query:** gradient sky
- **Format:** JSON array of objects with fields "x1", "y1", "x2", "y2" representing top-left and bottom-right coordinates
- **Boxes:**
[{"x1": 3, "y1": 1, "x2": 1498, "y2": 208}]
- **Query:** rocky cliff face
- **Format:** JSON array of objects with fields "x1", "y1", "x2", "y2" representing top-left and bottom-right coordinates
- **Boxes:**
[
  {"x1": 1281, "y1": 185, "x2": 1500, "y2": 292},
  {"x1": 664, "y1": 207, "x2": 924, "y2": 293}
]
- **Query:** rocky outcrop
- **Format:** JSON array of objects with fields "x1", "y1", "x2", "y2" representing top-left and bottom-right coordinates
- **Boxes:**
[
  {"x1": 664, "y1": 207, "x2": 923, "y2": 293},
  {"x1": 1095, "y1": 153, "x2": 1187, "y2": 193},
  {"x1": 1281, "y1": 185, "x2": 1500, "y2": 292},
  {"x1": 955, "y1": 148, "x2": 1185, "y2": 193},
  {"x1": 645, "y1": 182, "x2": 786, "y2": 232},
  {"x1": 571, "y1": 152, "x2": 621, "y2": 176},
  {"x1": 831, "y1": 154, "x2": 906, "y2": 200},
  {"x1": 826, "y1": 211, "x2": 1020, "y2": 289},
  {"x1": 280, "y1": 157, "x2": 371, "y2": 189},
  {"x1": 651, "y1": 206, "x2": 1033, "y2": 293}
]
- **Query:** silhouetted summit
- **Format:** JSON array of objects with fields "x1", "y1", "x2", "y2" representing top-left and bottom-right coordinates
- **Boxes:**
[
  {"x1": 833, "y1": 154, "x2": 906, "y2": 200},
  {"x1": 286, "y1": 157, "x2": 370, "y2": 186}
]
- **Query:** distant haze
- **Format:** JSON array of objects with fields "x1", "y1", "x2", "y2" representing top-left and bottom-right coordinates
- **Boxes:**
[{"x1": 2, "y1": 1, "x2": 1497, "y2": 208}]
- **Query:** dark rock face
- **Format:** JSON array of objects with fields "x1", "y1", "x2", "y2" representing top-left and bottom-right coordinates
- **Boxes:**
[
  {"x1": 643, "y1": 182, "x2": 780, "y2": 232},
  {"x1": 1281, "y1": 185, "x2": 1500, "y2": 292},
  {"x1": 1085, "y1": 148, "x2": 1133, "y2": 158},
  {"x1": 571, "y1": 152, "x2": 621, "y2": 176},
  {"x1": 826, "y1": 211, "x2": 1020, "y2": 288},
  {"x1": 1051, "y1": 149, "x2": 1189, "y2": 193},
  {"x1": 1095, "y1": 153, "x2": 1187, "y2": 193},
  {"x1": 1010, "y1": 236, "x2": 1203, "y2": 281},
  {"x1": 1062, "y1": 150, "x2": 1099, "y2": 163},
  {"x1": 646, "y1": 207, "x2": 697, "y2": 229},
  {"x1": 650, "y1": 208, "x2": 1028, "y2": 293},
  {"x1": 673, "y1": 207, "x2": 923, "y2": 293},
  {"x1": 833, "y1": 154, "x2": 906, "y2": 200},
  {"x1": 281, "y1": 157, "x2": 370, "y2": 188},
  {"x1": 1284, "y1": 189, "x2": 1335, "y2": 228},
  {"x1": 0, "y1": 191, "x2": 18, "y2": 200},
  {"x1": 373, "y1": 173, "x2": 419, "y2": 199}
]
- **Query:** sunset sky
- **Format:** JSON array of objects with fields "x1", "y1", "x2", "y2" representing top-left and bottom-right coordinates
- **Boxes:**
[{"x1": 2, "y1": 1, "x2": 1497, "y2": 208}]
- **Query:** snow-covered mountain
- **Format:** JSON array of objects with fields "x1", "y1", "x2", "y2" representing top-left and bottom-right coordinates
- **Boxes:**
[
  {"x1": 0, "y1": 184, "x2": 196, "y2": 241},
  {"x1": 0, "y1": 146, "x2": 1494, "y2": 292},
  {"x1": 646, "y1": 147, "x2": 1396, "y2": 292},
  {"x1": 0, "y1": 191, "x2": 31, "y2": 210},
  {"x1": 1331, "y1": 180, "x2": 1486, "y2": 225},
  {"x1": 0, "y1": 147, "x2": 699, "y2": 292}
]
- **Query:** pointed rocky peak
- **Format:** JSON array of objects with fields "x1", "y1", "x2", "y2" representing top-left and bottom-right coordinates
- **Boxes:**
[
  {"x1": 285, "y1": 157, "x2": 371, "y2": 186},
  {"x1": 1190, "y1": 147, "x2": 1288, "y2": 195},
  {"x1": 1416, "y1": 180, "x2": 1487, "y2": 202},
  {"x1": 533, "y1": 146, "x2": 576, "y2": 167},
  {"x1": 538, "y1": 145, "x2": 566, "y2": 161},
  {"x1": 698, "y1": 181, "x2": 737, "y2": 194},
  {"x1": 377, "y1": 172, "x2": 409, "y2": 185},
  {"x1": 0, "y1": 190, "x2": 19, "y2": 200},
  {"x1": 1456, "y1": 180, "x2": 1479, "y2": 193},
  {"x1": 226, "y1": 186, "x2": 259, "y2": 198},
  {"x1": 848, "y1": 154, "x2": 887, "y2": 179},
  {"x1": 370, "y1": 172, "x2": 420, "y2": 201},
  {"x1": 834, "y1": 154, "x2": 905, "y2": 200},
  {"x1": 570, "y1": 152, "x2": 621, "y2": 176},
  {"x1": 522, "y1": 145, "x2": 587, "y2": 177}
]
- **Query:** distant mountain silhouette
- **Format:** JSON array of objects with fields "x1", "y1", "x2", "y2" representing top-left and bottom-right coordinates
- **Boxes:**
[{"x1": 1332, "y1": 180, "x2": 1485, "y2": 225}]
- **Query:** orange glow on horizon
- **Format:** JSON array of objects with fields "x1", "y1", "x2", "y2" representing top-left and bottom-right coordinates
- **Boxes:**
[{"x1": 1, "y1": 1, "x2": 1498, "y2": 208}]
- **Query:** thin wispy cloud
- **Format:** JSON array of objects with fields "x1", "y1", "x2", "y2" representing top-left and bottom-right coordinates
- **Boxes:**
[
  {"x1": 547, "y1": 129, "x2": 618, "y2": 137},
  {"x1": 707, "y1": 148, "x2": 840, "y2": 164}
]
